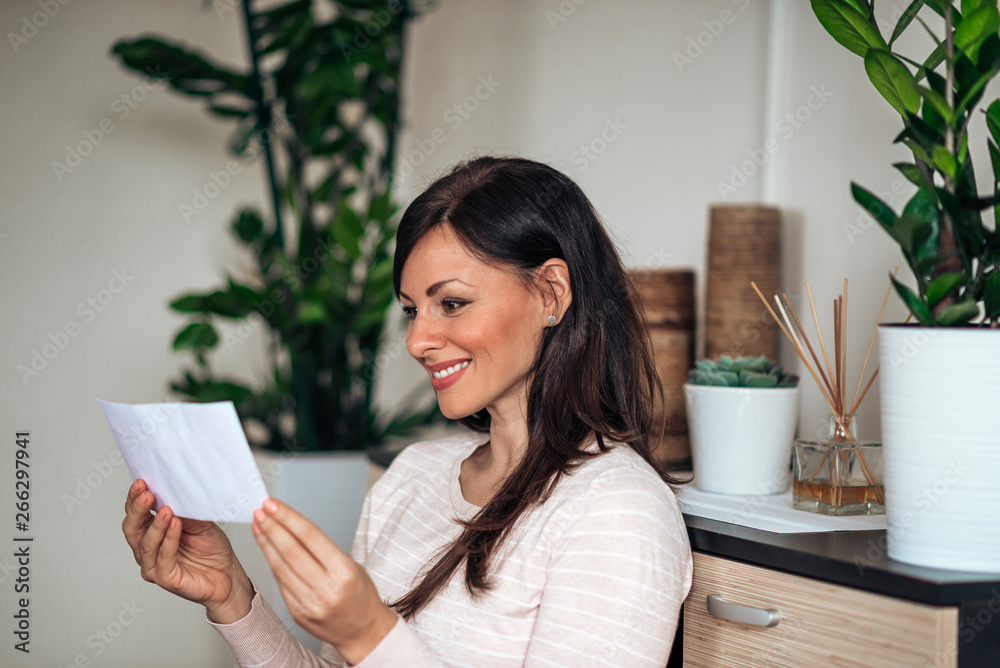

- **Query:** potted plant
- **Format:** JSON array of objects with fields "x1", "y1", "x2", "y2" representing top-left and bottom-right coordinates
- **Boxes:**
[
  {"x1": 684, "y1": 355, "x2": 800, "y2": 495},
  {"x1": 110, "y1": 0, "x2": 448, "y2": 650},
  {"x1": 812, "y1": 0, "x2": 1000, "y2": 570}
]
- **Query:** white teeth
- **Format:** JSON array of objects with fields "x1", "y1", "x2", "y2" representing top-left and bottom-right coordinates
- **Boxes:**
[{"x1": 432, "y1": 361, "x2": 469, "y2": 379}]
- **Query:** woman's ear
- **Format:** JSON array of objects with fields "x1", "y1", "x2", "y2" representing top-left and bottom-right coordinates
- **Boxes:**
[{"x1": 537, "y1": 259, "x2": 572, "y2": 321}]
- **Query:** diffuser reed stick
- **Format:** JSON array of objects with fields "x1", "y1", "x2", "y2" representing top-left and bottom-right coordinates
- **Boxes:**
[{"x1": 750, "y1": 275, "x2": 903, "y2": 508}]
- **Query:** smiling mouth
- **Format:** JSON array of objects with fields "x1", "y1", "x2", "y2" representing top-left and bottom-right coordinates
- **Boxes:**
[{"x1": 432, "y1": 360, "x2": 470, "y2": 379}]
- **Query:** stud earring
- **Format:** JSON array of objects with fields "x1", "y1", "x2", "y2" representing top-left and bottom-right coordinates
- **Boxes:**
[{"x1": 547, "y1": 315, "x2": 557, "y2": 325}]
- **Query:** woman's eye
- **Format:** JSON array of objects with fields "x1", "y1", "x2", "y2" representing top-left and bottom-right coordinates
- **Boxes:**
[{"x1": 401, "y1": 300, "x2": 465, "y2": 321}]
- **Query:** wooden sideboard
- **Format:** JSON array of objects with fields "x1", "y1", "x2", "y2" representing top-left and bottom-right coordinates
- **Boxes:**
[{"x1": 675, "y1": 516, "x2": 1000, "y2": 667}]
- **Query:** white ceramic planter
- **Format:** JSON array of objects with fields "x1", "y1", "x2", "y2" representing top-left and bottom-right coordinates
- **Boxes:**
[
  {"x1": 684, "y1": 383, "x2": 800, "y2": 495},
  {"x1": 878, "y1": 325, "x2": 1000, "y2": 572}
]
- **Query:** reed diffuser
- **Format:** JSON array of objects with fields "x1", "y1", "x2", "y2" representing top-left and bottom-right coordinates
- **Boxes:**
[{"x1": 750, "y1": 277, "x2": 898, "y2": 516}]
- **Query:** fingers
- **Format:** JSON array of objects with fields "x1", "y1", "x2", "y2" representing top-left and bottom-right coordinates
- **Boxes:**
[
  {"x1": 138, "y1": 504, "x2": 174, "y2": 580},
  {"x1": 122, "y1": 480, "x2": 154, "y2": 559},
  {"x1": 253, "y1": 519, "x2": 312, "y2": 614},
  {"x1": 259, "y1": 498, "x2": 345, "y2": 562},
  {"x1": 154, "y1": 509, "x2": 183, "y2": 578},
  {"x1": 253, "y1": 506, "x2": 327, "y2": 586},
  {"x1": 252, "y1": 502, "x2": 340, "y2": 613}
]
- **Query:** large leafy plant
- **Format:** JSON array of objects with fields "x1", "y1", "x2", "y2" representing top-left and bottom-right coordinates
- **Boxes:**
[
  {"x1": 111, "y1": 0, "x2": 444, "y2": 452},
  {"x1": 812, "y1": 0, "x2": 1000, "y2": 326}
]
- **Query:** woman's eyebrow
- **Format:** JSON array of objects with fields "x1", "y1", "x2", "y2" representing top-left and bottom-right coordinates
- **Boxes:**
[{"x1": 399, "y1": 278, "x2": 472, "y2": 301}]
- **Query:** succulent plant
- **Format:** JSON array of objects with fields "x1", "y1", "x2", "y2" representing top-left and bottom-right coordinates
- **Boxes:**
[{"x1": 687, "y1": 355, "x2": 799, "y2": 388}]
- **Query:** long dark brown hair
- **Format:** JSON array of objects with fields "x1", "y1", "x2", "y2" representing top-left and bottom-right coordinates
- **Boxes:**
[{"x1": 389, "y1": 155, "x2": 677, "y2": 620}]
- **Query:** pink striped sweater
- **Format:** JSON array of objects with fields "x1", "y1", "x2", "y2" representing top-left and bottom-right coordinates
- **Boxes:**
[{"x1": 207, "y1": 432, "x2": 693, "y2": 666}]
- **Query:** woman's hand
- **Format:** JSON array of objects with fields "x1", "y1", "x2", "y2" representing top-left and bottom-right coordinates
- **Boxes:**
[
  {"x1": 122, "y1": 478, "x2": 254, "y2": 623},
  {"x1": 252, "y1": 497, "x2": 398, "y2": 664}
]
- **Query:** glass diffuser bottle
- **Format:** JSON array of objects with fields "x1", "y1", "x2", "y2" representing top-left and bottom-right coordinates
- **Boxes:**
[
  {"x1": 751, "y1": 274, "x2": 896, "y2": 518},
  {"x1": 793, "y1": 413, "x2": 884, "y2": 515}
]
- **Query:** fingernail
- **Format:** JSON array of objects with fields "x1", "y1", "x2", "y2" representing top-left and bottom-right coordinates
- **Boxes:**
[
  {"x1": 263, "y1": 498, "x2": 277, "y2": 513},
  {"x1": 130, "y1": 480, "x2": 139, "y2": 492},
  {"x1": 253, "y1": 508, "x2": 266, "y2": 522}
]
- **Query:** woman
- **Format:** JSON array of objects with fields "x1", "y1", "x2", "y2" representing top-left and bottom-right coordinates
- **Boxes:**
[{"x1": 122, "y1": 155, "x2": 693, "y2": 666}]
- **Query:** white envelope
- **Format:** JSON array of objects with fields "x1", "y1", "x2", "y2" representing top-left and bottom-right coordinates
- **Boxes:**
[{"x1": 97, "y1": 398, "x2": 268, "y2": 523}]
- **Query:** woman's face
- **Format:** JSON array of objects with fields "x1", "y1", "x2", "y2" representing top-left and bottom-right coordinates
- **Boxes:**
[{"x1": 399, "y1": 223, "x2": 558, "y2": 421}]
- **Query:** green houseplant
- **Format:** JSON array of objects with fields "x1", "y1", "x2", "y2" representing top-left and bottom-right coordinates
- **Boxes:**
[
  {"x1": 812, "y1": 0, "x2": 1000, "y2": 571},
  {"x1": 687, "y1": 355, "x2": 799, "y2": 388},
  {"x1": 684, "y1": 356, "x2": 800, "y2": 495},
  {"x1": 111, "y1": 0, "x2": 445, "y2": 457}
]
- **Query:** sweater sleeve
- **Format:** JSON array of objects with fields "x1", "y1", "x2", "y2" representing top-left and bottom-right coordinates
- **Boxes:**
[
  {"x1": 205, "y1": 576, "x2": 345, "y2": 667},
  {"x1": 523, "y1": 472, "x2": 693, "y2": 667}
]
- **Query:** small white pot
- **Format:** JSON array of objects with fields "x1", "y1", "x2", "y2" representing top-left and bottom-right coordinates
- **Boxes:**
[
  {"x1": 878, "y1": 325, "x2": 1000, "y2": 572},
  {"x1": 684, "y1": 383, "x2": 800, "y2": 495}
]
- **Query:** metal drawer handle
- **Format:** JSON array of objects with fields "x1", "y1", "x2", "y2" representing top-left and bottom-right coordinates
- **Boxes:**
[{"x1": 706, "y1": 594, "x2": 781, "y2": 628}]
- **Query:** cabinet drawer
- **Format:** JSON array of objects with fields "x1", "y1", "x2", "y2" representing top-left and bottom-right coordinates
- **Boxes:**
[{"x1": 683, "y1": 552, "x2": 957, "y2": 668}]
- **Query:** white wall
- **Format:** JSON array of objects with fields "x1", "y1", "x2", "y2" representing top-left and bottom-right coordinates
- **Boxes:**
[{"x1": 0, "y1": 0, "x2": 977, "y2": 665}]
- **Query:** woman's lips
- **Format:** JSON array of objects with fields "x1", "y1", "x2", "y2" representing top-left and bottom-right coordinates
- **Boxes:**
[{"x1": 431, "y1": 361, "x2": 469, "y2": 390}]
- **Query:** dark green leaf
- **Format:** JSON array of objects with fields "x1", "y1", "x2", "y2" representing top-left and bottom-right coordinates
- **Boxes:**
[
  {"x1": 866, "y1": 50, "x2": 921, "y2": 115},
  {"x1": 902, "y1": 137, "x2": 936, "y2": 165},
  {"x1": 988, "y1": 141, "x2": 1000, "y2": 181},
  {"x1": 232, "y1": 209, "x2": 265, "y2": 243},
  {"x1": 296, "y1": 299, "x2": 326, "y2": 324},
  {"x1": 894, "y1": 161, "x2": 939, "y2": 203},
  {"x1": 332, "y1": 214, "x2": 363, "y2": 259},
  {"x1": 915, "y1": 84, "x2": 953, "y2": 122},
  {"x1": 207, "y1": 104, "x2": 252, "y2": 119},
  {"x1": 932, "y1": 144, "x2": 958, "y2": 178},
  {"x1": 852, "y1": 182, "x2": 899, "y2": 231},
  {"x1": 986, "y1": 99, "x2": 1000, "y2": 144},
  {"x1": 955, "y1": 5, "x2": 1000, "y2": 64},
  {"x1": 172, "y1": 321, "x2": 219, "y2": 351},
  {"x1": 935, "y1": 298, "x2": 980, "y2": 324},
  {"x1": 926, "y1": 271, "x2": 968, "y2": 306},
  {"x1": 811, "y1": 0, "x2": 888, "y2": 57},
  {"x1": 368, "y1": 188, "x2": 398, "y2": 222},
  {"x1": 983, "y1": 271, "x2": 1000, "y2": 317},
  {"x1": 891, "y1": 275, "x2": 934, "y2": 323},
  {"x1": 963, "y1": 0, "x2": 991, "y2": 14},
  {"x1": 110, "y1": 38, "x2": 251, "y2": 98}
]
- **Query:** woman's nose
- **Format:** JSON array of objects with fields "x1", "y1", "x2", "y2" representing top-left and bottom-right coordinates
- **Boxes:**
[{"x1": 406, "y1": 308, "x2": 445, "y2": 360}]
